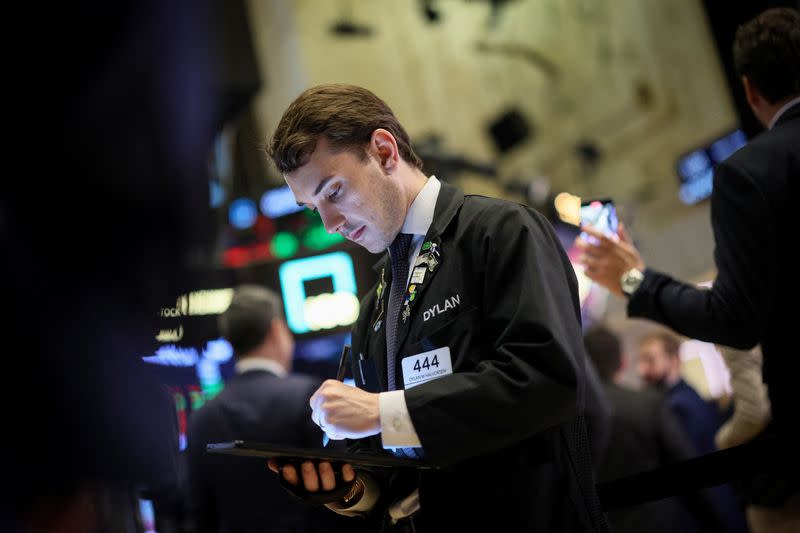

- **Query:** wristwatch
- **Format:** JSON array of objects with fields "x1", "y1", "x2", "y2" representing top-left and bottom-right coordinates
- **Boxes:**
[
  {"x1": 341, "y1": 477, "x2": 365, "y2": 507},
  {"x1": 620, "y1": 268, "x2": 644, "y2": 297}
]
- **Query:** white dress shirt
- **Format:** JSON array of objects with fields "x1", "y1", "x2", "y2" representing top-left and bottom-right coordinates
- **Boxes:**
[
  {"x1": 768, "y1": 95, "x2": 800, "y2": 129},
  {"x1": 235, "y1": 357, "x2": 288, "y2": 377}
]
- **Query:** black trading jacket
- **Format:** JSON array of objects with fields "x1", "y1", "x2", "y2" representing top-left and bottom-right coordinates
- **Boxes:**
[{"x1": 349, "y1": 182, "x2": 608, "y2": 532}]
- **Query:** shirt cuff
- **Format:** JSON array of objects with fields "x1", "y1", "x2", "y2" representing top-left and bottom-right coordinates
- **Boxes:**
[{"x1": 379, "y1": 390, "x2": 422, "y2": 448}]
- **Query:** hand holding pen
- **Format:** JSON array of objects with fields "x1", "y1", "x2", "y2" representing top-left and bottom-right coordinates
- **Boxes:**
[
  {"x1": 321, "y1": 344, "x2": 350, "y2": 447},
  {"x1": 310, "y1": 344, "x2": 382, "y2": 443}
]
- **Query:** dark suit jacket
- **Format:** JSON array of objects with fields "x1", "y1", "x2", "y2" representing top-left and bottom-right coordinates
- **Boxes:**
[
  {"x1": 185, "y1": 368, "x2": 353, "y2": 533},
  {"x1": 349, "y1": 182, "x2": 608, "y2": 531},
  {"x1": 628, "y1": 102, "x2": 800, "y2": 503},
  {"x1": 666, "y1": 379, "x2": 721, "y2": 457},
  {"x1": 599, "y1": 384, "x2": 727, "y2": 533}
]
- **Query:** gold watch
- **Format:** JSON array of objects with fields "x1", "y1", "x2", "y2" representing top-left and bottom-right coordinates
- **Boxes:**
[{"x1": 341, "y1": 477, "x2": 365, "y2": 507}]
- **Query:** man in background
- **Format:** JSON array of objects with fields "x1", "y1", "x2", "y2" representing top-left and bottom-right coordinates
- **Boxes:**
[
  {"x1": 635, "y1": 331, "x2": 748, "y2": 533},
  {"x1": 636, "y1": 331, "x2": 722, "y2": 457},
  {"x1": 185, "y1": 284, "x2": 355, "y2": 533},
  {"x1": 584, "y1": 325, "x2": 729, "y2": 533},
  {"x1": 577, "y1": 7, "x2": 799, "y2": 531}
]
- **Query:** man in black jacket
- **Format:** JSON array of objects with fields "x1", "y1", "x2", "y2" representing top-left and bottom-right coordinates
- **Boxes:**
[
  {"x1": 577, "y1": 7, "x2": 800, "y2": 530},
  {"x1": 185, "y1": 285, "x2": 354, "y2": 533},
  {"x1": 265, "y1": 84, "x2": 608, "y2": 532}
]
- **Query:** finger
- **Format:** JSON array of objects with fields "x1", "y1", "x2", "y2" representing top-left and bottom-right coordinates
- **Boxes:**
[
  {"x1": 581, "y1": 260, "x2": 602, "y2": 279},
  {"x1": 579, "y1": 224, "x2": 603, "y2": 238},
  {"x1": 309, "y1": 387, "x2": 323, "y2": 410},
  {"x1": 580, "y1": 225, "x2": 614, "y2": 248},
  {"x1": 318, "y1": 461, "x2": 337, "y2": 491},
  {"x1": 579, "y1": 246, "x2": 604, "y2": 261},
  {"x1": 281, "y1": 463, "x2": 300, "y2": 486},
  {"x1": 618, "y1": 222, "x2": 633, "y2": 244},
  {"x1": 341, "y1": 464, "x2": 356, "y2": 483},
  {"x1": 267, "y1": 459, "x2": 279, "y2": 473},
  {"x1": 301, "y1": 461, "x2": 320, "y2": 492},
  {"x1": 580, "y1": 254, "x2": 600, "y2": 269}
]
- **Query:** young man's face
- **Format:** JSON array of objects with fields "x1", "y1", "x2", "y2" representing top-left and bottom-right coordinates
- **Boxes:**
[
  {"x1": 636, "y1": 339, "x2": 674, "y2": 387},
  {"x1": 285, "y1": 136, "x2": 405, "y2": 253}
]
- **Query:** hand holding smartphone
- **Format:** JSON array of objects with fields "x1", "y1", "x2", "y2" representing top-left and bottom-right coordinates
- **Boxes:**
[{"x1": 580, "y1": 198, "x2": 618, "y2": 244}]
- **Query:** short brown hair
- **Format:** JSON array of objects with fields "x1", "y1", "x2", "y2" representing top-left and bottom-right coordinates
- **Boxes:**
[
  {"x1": 583, "y1": 325, "x2": 622, "y2": 382},
  {"x1": 733, "y1": 7, "x2": 800, "y2": 104},
  {"x1": 639, "y1": 331, "x2": 681, "y2": 359},
  {"x1": 267, "y1": 84, "x2": 423, "y2": 174},
  {"x1": 218, "y1": 284, "x2": 282, "y2": 358}
]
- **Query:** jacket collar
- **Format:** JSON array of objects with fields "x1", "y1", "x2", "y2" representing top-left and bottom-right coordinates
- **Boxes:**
[
  {"x1": 773, "y1": 99, "x2": 800, "y2": 128},
  {"x1": 372, "y1": 180, "x2": 464, "y2": 272}
]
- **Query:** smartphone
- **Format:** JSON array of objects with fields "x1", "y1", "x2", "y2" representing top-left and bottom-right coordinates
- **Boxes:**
[{"x1": 580, "y1": 198, "x2": 618, "y2": 244}]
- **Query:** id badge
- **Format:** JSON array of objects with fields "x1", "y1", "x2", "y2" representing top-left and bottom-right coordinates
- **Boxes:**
[{"x1": 401, "y1": 346, "x2": 453, "y2": 389}]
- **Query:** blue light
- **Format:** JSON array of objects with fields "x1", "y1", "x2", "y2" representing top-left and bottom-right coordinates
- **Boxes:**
[
  {"x1": 678, "y1": 150, "x2": 711, "y2": 183},
  {"x1": 213, "y1": 130, "x2": 233, "y2": 179},
  {"x1": 709, "y1": 129, "x2": 746, "y2": 162},
  {"x1": 142, "y1": 345, "x2": 199, "y2": 367},
  {"x1": 279, "y1": 252, "x2": 358, "y2": 334},
  {"x1": 676, "y1": 129, "x2": 748, "y2": 205},
  {"x1": 197, "y1": 357, "x2": 222, "y2": 386},
  {"x1": 229, "y1": 198, "x2": 258, "y2": 229},
  {"x1": 202, "y1": 338, "x2": 234, "y2": 362},
  {"x1": 138, "y1": 499, "x2": 158, "y2": 533},
  {"x1": 679, "y1": 167, "x2": 714, "y2": 205},
  {"x1": 209, "y1": 180, "x2": 225, "y2": 208},
  {"x1": 295, "y1": 334, "x2": 351, "y2": 361},
  {"x1": 260, "y1": 186, "x2": 304, "y2": 218}
]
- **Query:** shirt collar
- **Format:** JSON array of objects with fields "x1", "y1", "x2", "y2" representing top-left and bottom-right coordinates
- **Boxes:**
[
  {"x1": 768, "y1": 95, "x2": 800, "y2": 129},
  {"x1": 400, "y1": 176, "x2": 441, "y2": 236},
  {"x1": 235, "y1": 357, "x2": 287, "y2": 377}
]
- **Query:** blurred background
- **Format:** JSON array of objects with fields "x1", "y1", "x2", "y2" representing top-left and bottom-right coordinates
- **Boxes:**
[
  {"x1": 180, "y1": 0, "x2": 785, "y2": 395},
  {"x1": 151, "y1": 0, "x2": 791, "y2": 480},
  {"x1": 9, "y1": 0, "x2": 797, "y2": 531}
]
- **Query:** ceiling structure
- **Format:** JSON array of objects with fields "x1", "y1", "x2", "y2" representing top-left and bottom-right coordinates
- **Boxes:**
[{"x1": 244, "y1": 0, "x2": 739, "y2": 282}]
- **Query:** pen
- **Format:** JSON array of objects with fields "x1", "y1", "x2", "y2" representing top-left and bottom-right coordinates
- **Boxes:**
[
  {"x1": 322, "y1": 344, "x2": 351, "y2": 447},
  {"x1": 335, "y1": 344, "x2": 351, "y2": 382}
]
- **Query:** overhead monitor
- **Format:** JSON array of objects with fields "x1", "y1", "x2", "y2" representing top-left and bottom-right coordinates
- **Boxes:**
[{"x1": 676, "y1": 128, "x2": 747, "y2": 205}]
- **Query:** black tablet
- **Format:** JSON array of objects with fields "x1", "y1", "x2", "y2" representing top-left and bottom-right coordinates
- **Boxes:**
[{"x1": 206, "y1": 440, "x2": 437, "y2": 470}]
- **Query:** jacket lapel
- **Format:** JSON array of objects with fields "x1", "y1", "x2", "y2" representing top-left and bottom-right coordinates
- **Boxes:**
[
  {"x1": 361, "y1": 182, "x2": 465, "y2": 390},
  {"x1": 393, "y1": 182, "x2": 464, "y2": 360}
]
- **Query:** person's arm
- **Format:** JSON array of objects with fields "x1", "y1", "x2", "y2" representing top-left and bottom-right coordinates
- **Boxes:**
[
  {"x1": 714, "y1": 344, "x2": 771, "y2": 449},
  {"x1": 578, "y1": 161, "x2": 768, "y2": 349},
  {"x1": 404, "y1": 205, "x2": 583, "y2": 465},
  {"x1": 627, "y1": 162, "x2": 768, "y2": 349}
]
